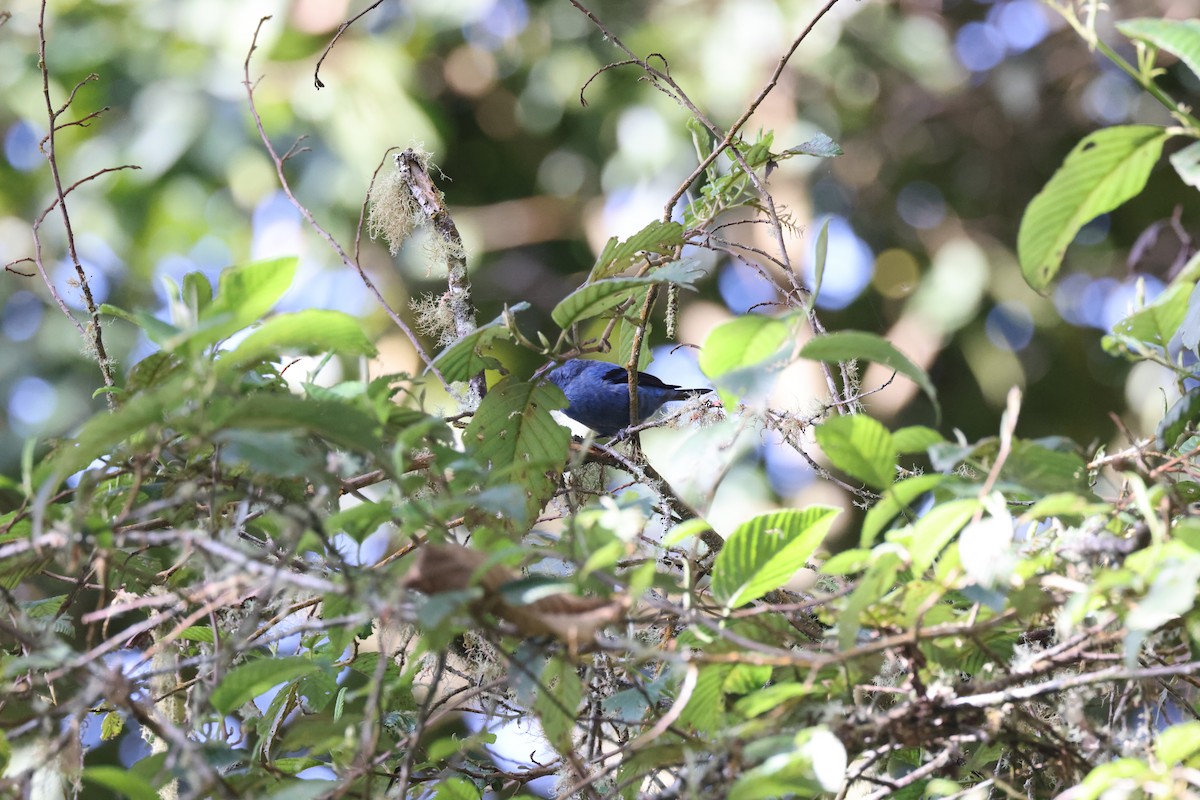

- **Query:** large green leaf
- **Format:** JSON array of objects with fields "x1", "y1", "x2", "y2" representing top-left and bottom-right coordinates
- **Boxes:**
[
  {"x1": 711, "y1": 506, "x2": 840, "y2": 608},
  {"x1": 216, "y1": 309, "x2": 377, "y2": 375},
  {"x1": 203, "y1": 256, "x2": 299, "y2": 327},
  {"x1": 221, "y1": 394, "x2": 384, "y2": 456},
  {"x1": 814, "y1": 414, "x2": 896, "y2": 490},
  {"x1": 799, "y1": 331, "x2": 939, "y2": 420},
  {"x1": 82, "y1": 767, "x2": 160, "y2": 800},
  {"x1": 1018, "y1": 125, "x2": 1171, "y2": 292},
  {"x1": 535, "y1": 655, "x2": 583, "y2": 752},
  {"x1": 1117, "y1": 18, "x2": 1200, "y2": 82},
  {"x1": 699, "y1": 315, "x2": 793, "y2": 404},
  {"x1": 552, "y1": 259, "x2": 699, "y2": 329},
  {"x1": 463, "y1": 379, "x2": 570, "y2": 525},
  {"x1": 590, "y1": 220, "x2": 686, "y2": 280},
  {"x1": 210, "y1": 656, "x2": 324, "y2": 714},
  {"x1": 430, "y1": 302, "x2": 529, "y2": 383}
]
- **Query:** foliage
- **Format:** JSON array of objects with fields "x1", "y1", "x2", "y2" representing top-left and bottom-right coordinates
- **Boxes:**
[{"x1": 3, "y1": 1, "x2": 1200, "y2": 800}]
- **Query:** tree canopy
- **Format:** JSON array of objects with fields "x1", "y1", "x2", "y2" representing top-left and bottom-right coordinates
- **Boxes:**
[{"x1": 3, "y1": 1, "x2": 1200, "y2": 798}]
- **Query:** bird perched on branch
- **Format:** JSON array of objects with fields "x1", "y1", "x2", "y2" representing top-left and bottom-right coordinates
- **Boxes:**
[{"x1": 546, "y1": 358, "x2": 713, "y2": 437}]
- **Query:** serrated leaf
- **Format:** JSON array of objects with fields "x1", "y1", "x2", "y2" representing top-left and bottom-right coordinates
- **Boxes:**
[
  {"x1": 1170, "y1": 140, "x2": 1200, "y2": 189},
  {"x1": 210, "y1": 656, "x2": 323, "y2": 714},
  {"x1": 1117, "y1": 18, "x2": 1200, "y2": 82},
  {"x1": 590, "y1": 220, "x2": 686, "y2": 280},
  {"x1": 536, "y1": 656, "x2": 582, "y2": 752},
  {"x1": 463, "y1": 379, "x2": 570, "y2": 526},
  {"x1": 678, "y1": 665, "x2": 731, "y2": 733},
  {"x1": 783, "y1": 132, "x2": 843, "y2": 158},
  {"x1": 1018, "y1": 125, "x2": 1171, "y2": 292},
  {"x1": 430, "y1": 302, "x2": 529, "y2": 383},
  {"x1": 800, "y1": 331, "x2": 939, "y2": 420},
  {"x1": 814, "y1": 414, "x2": 896, "y2": 490},
  {"x1": 553, "y1": 259, "x2": 700, "y2": 329},
  {"x1": 216, "y1": 310, "x2": 376, "y2": 375},
  {"x1": 711, "y1": 506, "x2": 840, "y2": 608}
]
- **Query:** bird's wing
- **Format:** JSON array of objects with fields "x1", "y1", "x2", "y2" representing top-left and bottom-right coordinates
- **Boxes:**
[{"x1": 599, "y1": 366, "x2": 680, "y2": 391}]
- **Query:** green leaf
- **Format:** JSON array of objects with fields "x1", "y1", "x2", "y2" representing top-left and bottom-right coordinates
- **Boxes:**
[
  {"x1": 216, "y1": 310, "x2": 376, "y2": 375},
  {"x1": 41, "y1": 374, "x2": 190, "y2": 482},
  {"x1": 809, "y1": 217, "x2": 830, "y2": 311},
  {"x1": 260, "y1": 780, "x2": 340, "y2": 800},
  {"x1": 711, "y1": 506, "x2": 840, "y2": 608},
  {"x1": 888, "y1": 498, "x2": 980, "y2": 575},
  {"x1": 83, "y1": 767, "x2": 160, "y2": 800},
  {"x1": 814, "y1": 414, "x2": 896, "y2": 490},
  {"x1": 552, "y1": 259, "x2": 700, "y2": 329},
  {"x1": 783, "y1": 133, "x2": 843, "y2": 159},
  {"x1": 1107, "y1": 280, "x2": 1191, "y2": 353},
  {"x1": 536, "y1": 656, "x2": 582, "y2": 752},
  {"x1": 590, "y1": 220, "x2": 686, "y2": 280},
  {"x1": 861, "y1": 473, "x2": 944, "y2": 548},
  {"x1": 433, "y1": 777, "x2": 483, "y2": 800},
  {"x1": 1157, "y1": 721, "x2": 1200, "y2": 765},
  {"x1": 430, "y1": 302, "x2": 529, "y2": 384},
  {"x1": 1117, "y1": 18, "x2": 1200, "y2": 82},
  {"x1": 100, "y1": 711, "x2": 124, "y2": 741},
  {"x1": 800, "y1": 331, "x2": 939, "y2": 420},
  {"x1": 839, "y1": 548, "x2": 903, "y2": 648},
  {"x1": 1170, "y1": 140, "x2": 1200, "y2": 190},
  {"x1": 100, "y1": 303, "x2": 182, "y2": 345},
  {"x1": 222, "y1": 395, "x2": 383, "y2": 456},
  {"x1": 202, "y1": 256, "x2": 299, "y2": 327},
  {"x1": 729, "y1": 727, "x2": 847, "y2": 800},
  {"x1": 699, "y1": 315, "x2": 793, "y2": 404},
  {"x1": 210, "y1": 656, "x2": 323, "y2": 714},
  {"x1": 679, "y1": 665, "x2": 731, "y2": 733},
  {"x1": 1000, "y1": 440, "x2": 1091, "y2": 496},
  {"x1": 1018, "y1": 125, "x2": 1171, "y2": 292},
  {"x1": 463, "y1": 379, "x2": 570, "y2": 526},
  {"x1": 892, "y1": 425, "x2": 945, "y2": 454}
]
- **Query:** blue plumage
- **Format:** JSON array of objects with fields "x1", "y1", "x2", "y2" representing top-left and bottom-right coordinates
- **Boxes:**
[{"x1": 546, "y1": 359, "x2": 712, "y2": 436}]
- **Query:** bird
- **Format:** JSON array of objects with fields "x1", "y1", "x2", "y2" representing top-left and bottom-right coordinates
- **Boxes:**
[{"x1": 545, "y1": 358, "x2": 713, "y2": 437}]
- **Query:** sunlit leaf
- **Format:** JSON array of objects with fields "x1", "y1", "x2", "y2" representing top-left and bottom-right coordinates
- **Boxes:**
[
  {"x1": 1018, "y1": 125, "x2": 1171, "y2": 292},
  {"x1": 712, "y1": 506, "x2": 840, "y2": 608},
  {"x1": 814, "y1": 414, "x2": 896, "y2": 490}
]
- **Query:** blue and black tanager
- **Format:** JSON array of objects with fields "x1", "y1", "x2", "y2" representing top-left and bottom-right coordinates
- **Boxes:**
[{"x1": 546, "y1": 358, "x2": 712, "y2": 437}]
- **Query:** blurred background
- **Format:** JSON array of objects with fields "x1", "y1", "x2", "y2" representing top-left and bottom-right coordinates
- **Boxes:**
[{"x1": 2, "y1": 0, "x2": 1199, "y2": 509}]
